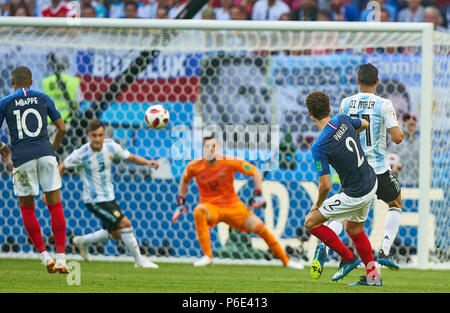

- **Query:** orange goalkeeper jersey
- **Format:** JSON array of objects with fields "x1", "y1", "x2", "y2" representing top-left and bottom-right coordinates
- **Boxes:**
[{"x1": 182, "y1": 155, "x2": 256, "y2": 205}]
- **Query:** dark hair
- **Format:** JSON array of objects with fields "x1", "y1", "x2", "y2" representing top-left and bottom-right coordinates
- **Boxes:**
[
  {"x1": 157, "y1": 5, "x2": 169, "y2": 17},
  {"x1": 317, "y1": 9, "x2": 331, "y2": 19},
  {"x1": 358, "y1": 63, "x2": 379, "y2": 86},
  {"x1": 12, "y1": 66, "x2": 32, "y2": 86},
  {"x1": 305, "y1": 91, "x2": 331, "y2": 120},
  {"x1": 9, "y1": 1, "x2": 31, "y2": 16},
  {"x1": 88, "y1": 119, "x2": 105, "y2": 133},
  {"x1": 202, "y1": 134, "x2": 217, "y2": 146},
  {"x1": 124, "y1": 1, "x2": 138, "y2": 10},
  {"x1": 82, "y1": 4, "x2": 96, "y2": 16}
]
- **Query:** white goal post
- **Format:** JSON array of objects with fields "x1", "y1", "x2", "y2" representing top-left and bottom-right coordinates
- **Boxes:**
[{"x1": 0, "y1": 17, "x2": 448, "y2": 269}]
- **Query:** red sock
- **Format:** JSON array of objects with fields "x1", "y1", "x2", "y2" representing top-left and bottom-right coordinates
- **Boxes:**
[
  {"x1": 19, "y1": 204, "x2": 46, "y2": 253},
  {"x1": 47, "y1": 201, "x2": 66, "y2": 254},
  {"x1": 310, "y1": 225, "x2": 353, "y2": 261},
  {"x1": 349, "y1": 230, "x2": 379, "y2": 278}
]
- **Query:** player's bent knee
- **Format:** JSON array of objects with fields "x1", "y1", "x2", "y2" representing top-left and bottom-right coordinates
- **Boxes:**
[
  {"x1": 251, "y1": 221, "x2": 264, "y2": 234},
  {"x1": 388, "y1": 200, "x2": 402, "y2": 211},
  {"x1": 304, "y1": 214, "x2": 315, "y2": 231},
  {"x1": 18, "y1": 196, "x2": 35, "y2": 207},
  {"x1": 245, "y1": 214, "x2": 262, "y2": 232},
  {"x1": 345, "y1": 227, "x2": 359, "y2": 236},
  {"x1": 119, "y1": 216, "x2": 132, "y2": 228},
  {"x1": 344, "y1": 222, "x2": 364, "y2": 236},
  {"x1": 304, "y1": 210, "x2": 328, "y2": 231},
  {"x1": 193, "y1": 205, "x2": 208, "y2": 218},
  {"x1": 44, "y1": 191, "x2": 61, "y2": 205},
  {"x1": 110, "y1": 229, "x2": 121, "y2": 240}
]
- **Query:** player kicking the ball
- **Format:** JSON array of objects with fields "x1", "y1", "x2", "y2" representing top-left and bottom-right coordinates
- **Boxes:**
[
  {"x1": 0, "y1": 66, "x2": 69, "y2": 273},
  {"x1": 172, "y1": 134, "x2": 304, "y2": 269},
  {"x1": 304, "y1": 91, "x2": 381, "y2": 286},
  {"x1": 57, "y1": 119, "x2": 160, "y2": 268}
]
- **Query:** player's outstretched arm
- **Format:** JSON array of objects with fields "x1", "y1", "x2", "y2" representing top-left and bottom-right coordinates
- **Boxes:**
[
  {"x1": 126, "y1": 154, "x2": 159, "y2": 169},
  {"x1": 52, "y1": 118, "x2": 66, "y2": 152}
]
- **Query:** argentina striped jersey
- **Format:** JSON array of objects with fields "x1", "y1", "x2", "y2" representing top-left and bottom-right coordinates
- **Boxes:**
[
  {"x1": 63, "y1": 138, "x2": 131, "y2": 203},
  {"x1": 339, "y1": 92, "x2": 399, "y2": 175}
]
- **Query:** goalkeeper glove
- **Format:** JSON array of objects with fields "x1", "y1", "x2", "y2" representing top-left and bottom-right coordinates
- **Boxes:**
[
  {"x1": 250, "y1": 189, "x2": 266, "y2": 210},
  {"x1": 172, "y1": 195, "x2": 187, "y2": 224}
]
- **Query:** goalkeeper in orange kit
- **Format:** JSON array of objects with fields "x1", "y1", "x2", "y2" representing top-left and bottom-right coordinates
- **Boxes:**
[{"x1": 172, "y1": 135, "x2": 304, "y2": 269}]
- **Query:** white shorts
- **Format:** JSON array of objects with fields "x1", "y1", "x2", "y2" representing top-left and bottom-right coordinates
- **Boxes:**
[
  {"x1": 319, "y1": 180, "x2": 378, "y2": 223},
  {"x1": 12, "y1": 156, "x2": 62, "y2": 197}
]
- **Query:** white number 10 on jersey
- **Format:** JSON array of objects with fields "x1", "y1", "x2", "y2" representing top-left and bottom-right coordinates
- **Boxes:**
[{"x1": 13, "y1": 108, "x2": 43, "y2": 139}]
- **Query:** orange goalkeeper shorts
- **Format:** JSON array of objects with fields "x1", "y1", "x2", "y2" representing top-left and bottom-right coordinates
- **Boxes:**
[{"x1": 195, "y1": 201, "x2": 254, "y2": 232}]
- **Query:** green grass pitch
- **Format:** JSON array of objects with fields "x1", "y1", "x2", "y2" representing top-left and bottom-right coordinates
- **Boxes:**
[{"x1": 0, "y1": 258, "x2": 449, "y2": 293}]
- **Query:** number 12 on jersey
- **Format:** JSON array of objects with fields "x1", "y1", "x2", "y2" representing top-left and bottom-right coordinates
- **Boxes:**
[{"x1": 350, "y1": 113, "x2": 371, "y2": 146}]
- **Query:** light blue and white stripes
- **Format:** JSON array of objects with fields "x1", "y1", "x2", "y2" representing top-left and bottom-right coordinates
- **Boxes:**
[
  {"x1": 64, "y1": 138, "x2": 131, "y2": 203},
  {"x1": 340, "y1": 93, "x2": 397, "y2": 175}
]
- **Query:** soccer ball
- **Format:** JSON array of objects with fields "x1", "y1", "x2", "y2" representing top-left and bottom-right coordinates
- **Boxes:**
[
  {"x1": 386, "y1": 153, "x2": 402, "y2": 174},
  {"x1": 144, "y1": 105, "x2": 170, "y2": 129}
]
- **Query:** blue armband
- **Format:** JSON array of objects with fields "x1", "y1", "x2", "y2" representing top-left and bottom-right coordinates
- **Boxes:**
[{"x1": 398, "y1": 126, "x2": 406, "y2": 133}]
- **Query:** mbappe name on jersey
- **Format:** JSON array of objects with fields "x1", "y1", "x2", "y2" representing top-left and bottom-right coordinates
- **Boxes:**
[{"x1": 15, "y1": 97, "x2": 38, "y2": 107}]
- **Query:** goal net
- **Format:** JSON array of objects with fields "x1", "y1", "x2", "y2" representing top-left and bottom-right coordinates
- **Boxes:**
[{"x1": 0, "y1": 18, "x2": 448, "y2": 269}]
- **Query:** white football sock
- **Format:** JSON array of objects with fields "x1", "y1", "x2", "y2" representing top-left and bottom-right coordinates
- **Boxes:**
[
  {"x1": 327, "y1": 220, "x2": 344, "y2": 236},
  {"x1": 120, "y1": 227, "x2": 143, "y2": 262},
  {"x1": 40, "y1": 251, "x2": 50, "y2": 262},
  {"x1": 56, "y1": 253, "x2": 66, "y2": 261},
  {"x1": 81, "y1": 229, "x2": 110, "y2": 245},
  {"x1": 381, "y1": 208, "x2": 402, "y2": 255}
]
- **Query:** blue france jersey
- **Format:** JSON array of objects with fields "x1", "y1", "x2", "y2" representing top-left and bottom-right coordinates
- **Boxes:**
[
  {"x1": 311, "y1": 114, "x2": 376, "y2": 198},
  {"x1": 0, "y1": 88, "x2": 61, "y2": 167}
]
